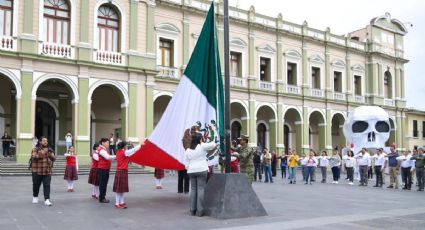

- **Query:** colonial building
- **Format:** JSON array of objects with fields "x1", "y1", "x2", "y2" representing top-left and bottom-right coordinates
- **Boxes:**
[
  {"x1": 405, "y1": 109, "x2": 425, "y2": 150},
  {"x1": 0, "y1": 0, "x2": 409, "y2": 163}
]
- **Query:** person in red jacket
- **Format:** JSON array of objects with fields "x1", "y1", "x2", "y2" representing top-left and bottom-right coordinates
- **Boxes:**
[
  {"x1": 230, "y1": 140, "x2": 240, "y2": 173},
  {"x1": 64, "y1": 146, "x2": 78, "y2": 192},
  {"x1": 88, "y1": 143, "x2": 100, "y2": 199},
  {"x1": 113, "y1": 141, "x2": 141, "y2": 209},
  {"x1": 98, "y1": 137, "x2": 116, "y2": 203}
]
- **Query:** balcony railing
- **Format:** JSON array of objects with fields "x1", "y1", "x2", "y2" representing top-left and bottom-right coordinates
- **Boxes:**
[
  {"x1": 94, "y1": 50, "x2": 125, "y2": 65},
  {"x1": 384, "y1": 98, "x2": 395, "y2": 107},
  {"x1": 355, "y1": 95, "x2": 365, "y2": 103},
  {"x1": 157, "y1": 66, "x2": 179, "y2": 79},
  {"x1": 230, "y1": 76, "x2": 247, "y2": 87},
  {"x1": 286, "y1": 84, "x2": 301, "y2": 95},
  {"x1": 39, "y1": 42, "x2": 73, "y2": 59},
  {"x1": 259, "y1": 81, "x2": 275, "y2": 91},
  {"x1": 0, "y1": 36, "x2": 17, "y2": 51},
  {"x1": 333, "y1": 92, "x2": 345, "y2": 101},
  {"x1": 311, "y1": 88, "x2": 324, "y2": 98}
]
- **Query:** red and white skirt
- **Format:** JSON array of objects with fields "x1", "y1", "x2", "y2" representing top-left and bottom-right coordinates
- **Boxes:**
[
  {"x1": 64, "y1": 165, "x2": 78, "y2": 181},
  {"x1": 154, "y1": 168, "x2": 165, "y2": 179},
  {"x1": 88, "y1": 168, "x2": 99, "y2": 186},
  {"x1": 113, "y1": 169, "x2": 129, "y2": 193}
]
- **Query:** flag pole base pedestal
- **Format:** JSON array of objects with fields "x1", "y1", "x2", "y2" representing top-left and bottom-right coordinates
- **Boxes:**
[{"x1": 203, "y1": 173, "x2": 267, "y2": 219}]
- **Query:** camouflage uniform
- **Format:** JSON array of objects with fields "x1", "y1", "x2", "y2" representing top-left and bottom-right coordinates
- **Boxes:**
[{"x1": 239, "y1": 145, "x2": 255, "y2": 184}]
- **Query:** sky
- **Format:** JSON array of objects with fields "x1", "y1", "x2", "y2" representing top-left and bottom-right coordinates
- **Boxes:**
[{"x1": 228, "y1": 0, "x2": 425, "y2": 110}]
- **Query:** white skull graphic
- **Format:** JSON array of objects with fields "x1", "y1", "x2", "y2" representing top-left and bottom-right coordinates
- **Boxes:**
[{"x1": 343, "y1": 106, "x2": 390, "y2": 153}]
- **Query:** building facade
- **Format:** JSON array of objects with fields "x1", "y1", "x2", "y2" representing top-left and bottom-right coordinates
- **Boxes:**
[
  {"x1": 405, "y1": 109, "x2": 425, "y2": 150},
  {"x1": 0, "y1": 0, "x2": 409, "y2": 163}
]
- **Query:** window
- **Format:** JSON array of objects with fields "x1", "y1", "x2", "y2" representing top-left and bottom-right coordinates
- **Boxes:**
[
  {"x1": 158, "y1": 38, "x2": 173, "y2": 67},
  {"x1": 260, "y1": 57, "x2": 270, "y2": 81},
  {"x1": 413, "y1": 120, "x2": 418, "y2": 138},
  {"x1": 287, "y1": 62, "x2": 297, "y2": 85},
  {"x1": 97, "y1": 4, "x2": 120, "y2": 52},
  {"x1": 257, "y1": 123, "x2": 267, "y2": 150},
  {"x1": 0, "y1": 0, "x2": 12, "y2": 36},
  {"x1": 334, "y1": 71, "x2": 342, "y2": 92},
  {"x1": 354, "y1": 75, "x2": 362, "y2": 96},
  {"x1": 311, "y1": 67, "x2": 320, "y2": 89},
  {"x1": 231, "y1": 121, "x2": 241, "y2": 141},
  {"x1": 423, "y1": 121, "x2": 425, "y2": 138},
  {"x1": 384, "y1": 71, "x2": 392, "y2": 98},
  {"x1": 43, "y1": 0, "x2": 70, "y2": 44},
  {"x1": 230, "y1": 52, "x2": 241, "y2": 78}
]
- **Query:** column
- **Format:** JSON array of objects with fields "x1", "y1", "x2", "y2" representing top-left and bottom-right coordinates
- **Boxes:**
[
  {"x1": 183, "y1": 16, "x2": 190, "y2": 67},
  {"x1": 20, "y1": 0, "x2": 36, "y2": 53},
  {"x1": 10, "y1": 91, "x2": 17, "y2": 139},
  {"x1": 127, "y1": 80, "x2": 139, "y2": 145},
  {"x1": 302, "y1": 106, "x2": 309, "y2": 154},
  {"x1": 346, "y1": 54, "x2": 353, "y2": 102},
  {"x1": 325, "y1": 49, "x2": 332, "y2": 99},
  {"x1": 129, "y1": 0, "x2": 139, "y2": 51},
  {"x1": 276, "y1": 103, "x2": 284, "y2": 154},
  {"x1": 319, "y1": 123, "x2": 326, "y2": 153},
  {"x1": 146, "y1": 1, "x2": 156, "y2": 55},
  {"x1": 269, "y1": 119, "x2": 277, "y2": 151},
  {"x1": 295, "y1": 121, "x2": 303, "y2": 155},
  {"x1": 120, "y1": 105, "x2": 128, "y2": 139},
  {"x1": 241, "y1": 117, "x2": 248, "y2": 137},
  {"x1": 277, "y1": 39, "x2": 284, "y2": 93},
  {"x1": 78, "y1": 0, "x2": 91, "y2": 61},
  {"x1": 16, "y1": 70, "x2": 34, "y2": 163},
  {"x1": 395, "y1": 68, "x2": 401, "y2": 100},
  {"x1": 400, "y1": 69, "x2": 405, "y2": 99},
  {"x1": 396, "y1": 115, "x2": 403, "y2": 150},
  {"x1": 302, "y1": 43, "x2": 309, "y2": 96},
  {"x1": 325, "y1": 109, "x2": 332, "y2": 153},
  {"x1": 377, "y1": 63, "x2": 383, "y2": 97},
  {"x1": 248, "y1": 100, "x2": 257, "y2": 147},
  {"x1": 248, "y1": 32, "x2": 257, "y2": 89},
  {"x1": 76, "y1": 77, "x2": 90, "y2": 164},
  {"x1": 145, "y1": 76, "x2": 155, "y2": 135}
]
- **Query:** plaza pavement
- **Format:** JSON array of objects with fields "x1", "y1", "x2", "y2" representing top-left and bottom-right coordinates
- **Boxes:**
[{"x1": 0, "y1": 171, "x2": 424, "y2": 230}]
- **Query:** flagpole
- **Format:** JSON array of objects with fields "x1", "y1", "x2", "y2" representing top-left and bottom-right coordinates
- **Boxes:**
[{"x1": 223, "y1": 0, "x2": 231, "y2": 173}]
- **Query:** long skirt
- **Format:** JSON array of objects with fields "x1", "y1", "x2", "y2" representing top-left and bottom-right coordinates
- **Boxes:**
[
  {"x1": 113, "y1": 169, "x2": 129, "y2": 193},
  {"x1": 154, "y1": 168, "x2": 165, "y2": 179},
  {"x1": 88, "y1": 168, "x2": 100, "y2": 186},
  {"x1": 64, "y1": 165, "x2": 78, "y2": 181}
]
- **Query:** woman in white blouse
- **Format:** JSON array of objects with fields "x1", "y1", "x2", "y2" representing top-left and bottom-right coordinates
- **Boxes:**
[{"x1": 184, "y1": 133, "x2": 217, "y2": 217}]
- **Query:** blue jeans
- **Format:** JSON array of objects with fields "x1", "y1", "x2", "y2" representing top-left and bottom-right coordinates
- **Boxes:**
[
  {"x1": 281, "y1": 165, "x2": 287, "y2": 178},
  {"x1": 306, "y1": 166, "x2": 315, "y2": 183},
  {"x1": 264, "y1": 165, "x2": 273, "y2": 182},
  {"x1": 289, "y1": 167, "x2": 297, "y2": 182}
]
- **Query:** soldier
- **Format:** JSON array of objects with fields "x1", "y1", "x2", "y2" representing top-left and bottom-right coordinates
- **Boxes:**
[{"x1": 237, "y1": 135, "x2": 255, "y2": 184}]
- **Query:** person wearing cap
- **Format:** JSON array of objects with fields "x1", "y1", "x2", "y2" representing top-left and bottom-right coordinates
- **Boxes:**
[
  {"x1": 386, "y1": 144, "x2": 400, "y2": 189},
  {"x1": 411, "y1": 147, "x2": 425, "y2": 191},
  {"x1": 238, "y1": 135, "x2": 255, "y2": 184}
]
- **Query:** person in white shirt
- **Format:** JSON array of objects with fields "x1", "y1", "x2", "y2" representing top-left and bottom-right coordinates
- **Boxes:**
[
  {"x1": 318, "y1": 151, "x2": 329, "y2": 183},
  {"x1": 372, "y1": 148, "x2": 387, "y2": 187},
  {"x1": 329, "y1": 150, "x2": 342, "y2": 184},
  {"x1": 397, "y1": 150, "x2": 415, "y2": 190},
  {"x1": 305, "y1": 152, "x2": 317, "y2": 184},
  {"x1": 184, "y1": 133, "x2": 217, "y2": 217},
  {"x1": 300, "y1": 153, "x2": 308, "y2": 182},
  {"x1": 355, "y1": 147, "x2": 371, "y2": 186},
  {"x1": 65, "y1": 131, "x2": 73, "y2": 150},
  {"x1": 343, "y1": 150, "x2": 356, "y2": 185}
]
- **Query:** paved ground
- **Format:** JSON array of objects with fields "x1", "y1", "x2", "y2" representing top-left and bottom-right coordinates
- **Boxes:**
[{"x1": 0, "y1": 171, "x2": 424, "y2": 230}]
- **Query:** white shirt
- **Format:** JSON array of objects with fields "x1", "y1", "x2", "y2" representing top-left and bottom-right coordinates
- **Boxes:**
[
  {"x1": 65, "y1": 135, "x2": 72, "y2": 143},
  {"x1": 355, "y1": 152, "x2": 371, "y2": 166},
  {"x1": 343, "y1": 156, "x2": 355, "y2": 168},
  {"x1": 319, "y1": 156, "x2": 329, "y2": 167},
  {"x1": 99, "y1": 148, "x2": 116, "y2": 160},
  {"x1": 397, "y1": 155, "x2": 414, "y2": 168},
  {"x1": 184, "y1": 142, "x2": 217, "y2": 174},
  {"x1": 373, "y1": 154, "x2": 386, "y2": 167}
]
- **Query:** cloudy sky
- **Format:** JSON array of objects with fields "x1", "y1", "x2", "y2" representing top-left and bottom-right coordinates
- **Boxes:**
[{"x1": 228, "y1": 0, "x2": 425, "y2": 110}]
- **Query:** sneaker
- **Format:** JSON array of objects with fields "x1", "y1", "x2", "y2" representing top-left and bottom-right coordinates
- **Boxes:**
[
  {"x1": 348, "y1": 182, "x2": 354, "y2": 185},
  {"x1": 44, "y1": 199, "x2": 52, "y2": 206},
  {"x1": 32, "y1": 197, "x2": 38, "y2": 204},
  {"x1": 120, "y1": 203, "x2": 127, "y2": 208},
  {"x1": 335, "y1": 181, "x2": 339, "y2": 184},
  {"x1": 99, "y1": 199, "x2": 110, "y2": 203},
  {"x1": 115, "y1": 204, "x2": 126, "y2": 209}
]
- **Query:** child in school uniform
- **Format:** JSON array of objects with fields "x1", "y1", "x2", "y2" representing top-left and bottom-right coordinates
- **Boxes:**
[
  {"x1": 64, "y1": 146, "x2": 78, "y2": 192},
  {"x1": 113, "y1": 141, "x2": 141, "y2": 209},
  {"x1": 88, "y1": 143, "x2": 100, "y2": 199}
]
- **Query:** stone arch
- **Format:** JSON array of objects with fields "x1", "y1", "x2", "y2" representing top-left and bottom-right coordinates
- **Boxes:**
[
  {"x1": 88, "y1": 80, "x2": 129, "y2": 106},
  {"x1": 231, "y1": 99, "x2": 249, "y2": 119},
  {"x1": 36, "y1": 97, "x2": 59, "y2": 118},
  {"x1": 154, "y1": 91, "x2": 173, "y2": 102},
  {"x1": 32, "y1": 74, "x2": 79, "y2": 102},
  {"x1": 0, "y1": 68, "x2": 22, "y2": 99},
  {"x1": 255, "y1": 103, "x2": 277, "y2": 121},
  {"x1": 308, "y1": 109, "x2": 326, "y2": 123},
  {"x1": 282, "y1": 106, "x2": 303, "y2": 123}
]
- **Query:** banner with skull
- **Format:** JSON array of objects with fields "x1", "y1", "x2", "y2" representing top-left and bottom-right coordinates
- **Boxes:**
[{"x1": 343, "y1": 106, "x2": 391, "y2": 154}]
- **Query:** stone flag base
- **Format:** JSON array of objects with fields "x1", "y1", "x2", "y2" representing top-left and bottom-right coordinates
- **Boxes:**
[{"x1": 203, "y1": 173, "x2": 267, "y2": 219}]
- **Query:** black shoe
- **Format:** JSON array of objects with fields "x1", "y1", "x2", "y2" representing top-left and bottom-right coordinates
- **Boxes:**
[
  {"x1": 196, "y1": 211, "x2": 204, "y2": 217},
  {"x1": 178, "y1": 191, "x2": 183, "y2": 194},
  {"x1": 99, "y1": 199, "x2": 110, "y2": 203},
  {"x1": 373, "y1": 185, "x2": 379, "y2": 187},
  {"x1": 387, "y1": 185, "x2": 394, "y2": 188},
  {"x1": 190, "y1": 210, "x2": 196, "y2": 216},
  {"x1": 402, "y1": 187, "x2": 408, "y2": 190},
  {"x1": 289, "y1": 181, "x2": 292, "y2": 184}
]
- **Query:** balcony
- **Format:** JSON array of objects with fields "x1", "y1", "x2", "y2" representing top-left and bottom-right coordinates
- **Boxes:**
[
  {"x1": 259, "y1": 81, "x2": 275, "y2": 91},
  {"x1": 384, "y1": 98, "x2": 395, "y2": 107},
  {"x1": 39, "y1": 42, "x2": 73, "y2": 59},
  {"x1": 333, "y1": 92, "x2": 346, "y2": 101},
  {"x1": 311, "y1": 88, "x2": 324, "y2": 98},
  {"x1": 355, "y1": 95, "x2": 365, "y2": 103},
  {"x1": 286, "y1": 84, "x2": 301, "y2": 95},
  {"x1": 94, "y1": 50, "x2": 125, "y2": 65},
  {"x1": 230, "y1": 76, "x2": 247, "y2": 88},
  {"x1": 157, "y1": 66, "x2": 179, "y2": 79},
  {"x1": 0, "y1": 36, "x2": 17, "y2": 52}
]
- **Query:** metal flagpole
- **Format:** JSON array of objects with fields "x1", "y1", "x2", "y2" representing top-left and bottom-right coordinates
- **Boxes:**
[{"x1": 223, "y1": 0, "x2": 231, "y2": 173}]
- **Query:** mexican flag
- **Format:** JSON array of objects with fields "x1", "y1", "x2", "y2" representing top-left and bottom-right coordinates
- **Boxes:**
[{"x1": 130, "y1": 3, "x2": 224, "y2": 170}]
